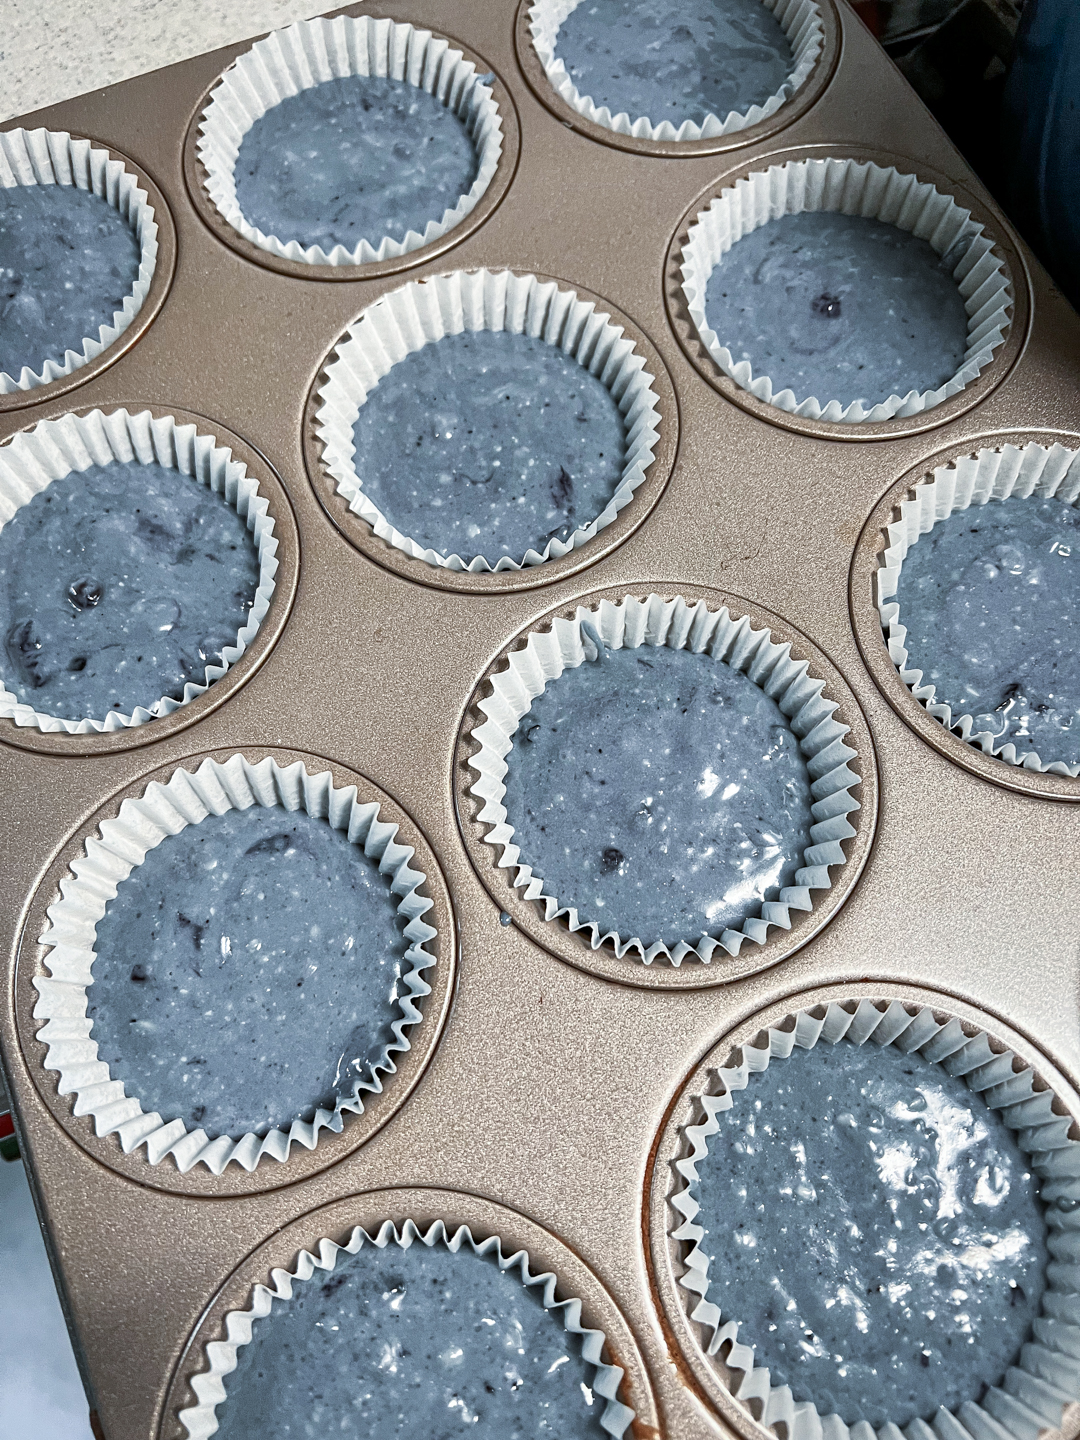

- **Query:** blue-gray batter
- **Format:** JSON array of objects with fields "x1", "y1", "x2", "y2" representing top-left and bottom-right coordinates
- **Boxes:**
[
  {"x1": 0, "y1": 461, "x2": 260, "y2": 722},
  {"x1": 501, "y1": 643, "x2": 813, "y2": 948},
  {"x1": 693, "y1": 1040, "x2": 1048, "y2": 1427},
  {"x1": 352, "y1": 330, "x2": 627, "y2": 561},
  {"x1": 896, "y1": 496, "x2": 1080, "y2": 765},
  {"x1": 87, "y1": 806, "x2": 409, "y2": 1140},
  {"x1": 216, "y1": 1239, "x2": 609, "y2": 1438},
  {"x1": 704, "y1": 211, "x2": 971, "y2": 408},
  {"x1": 0, "y1": 183, "x2": 141, "y2": 379},
  {"x1": 555, "y1": 0, "x2": 794, "y2": 127},
  {"x1": 234, "y1": 75, "x2": 480, "y2": 253}
]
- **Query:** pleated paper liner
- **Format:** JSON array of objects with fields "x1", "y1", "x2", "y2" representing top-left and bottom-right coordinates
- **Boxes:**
[
  {"x1": 163, "y1": 1187, "x2": 660, "y2": 1440},
  {"x1": 456, "y1": 586, "x2": 877, "y2": 990},
  {"x1": 513, "y1": 0, "x2": 840, "y2": 158},
  {"x1": 310, "y1": 268, "x2": 671, "y2": 589},
  {"x1": 527, "y1": 0, "x2": 824, "y2": 142},
  {"x1": 16, "y1": 749, "x2": 456, "y2": 1196},
  {"x1": 849, "y1": 431, "x2": 1080, "y2": 803},
  {"x1": 665, "y1": 148, "x2": 1029, "y2": 441},
  {"x1": 189, "y1": 14, "x2": 515, "y2": 279},
  {"x1": 0, "y1": 408, "x2": 282, "y2": 738},
  {"x1": 649, "y1": 986, "x2": 1080, "y2": 1440},
  {"x1": 876, "y1": 441, "x2": 1080, "y2": 779},
  {"x1": 0, "y1": 128, "x2": 173, "y2": 407}
]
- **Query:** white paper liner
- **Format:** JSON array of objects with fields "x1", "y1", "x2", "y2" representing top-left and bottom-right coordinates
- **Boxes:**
[
  {"x1": 196, "y1": 15, "x2": 505, "y2": 268},
  {"x1": 0, "y1": 408, "x2": 279, "y2": 735},
  {"x1": 681, "y1": 158, "x2": 1013, "y2": 424},
  {"x1": 528, "y1": 0, "x2": 825, "y2": 143},
  {"x1": 669, "y1": 999, "x2": 1080, "y2": 1440},
  {"x1": 32, "y1": 755, "x2": 438, "y2": 1175},
  {"x1": 0, "y1": 128, "x2": 159, "y2": 394},
  {"x1": 877, "y1": 441, "x2": 1080, "y2": 778},
  {"x1": 177, "y1": 1217, "x2": 636, "y2": 1439},
  {"x1": 314, "y1": 268, "x2": 664, "y2": 572},
  {"x1": 467, "y1": 593, "x2": 861, "y2": 965}
]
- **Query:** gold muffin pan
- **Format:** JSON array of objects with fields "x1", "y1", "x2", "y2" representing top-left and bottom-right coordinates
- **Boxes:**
[{"x1": 0, "y1": 3, "x2": 1078, "y2": 1439}]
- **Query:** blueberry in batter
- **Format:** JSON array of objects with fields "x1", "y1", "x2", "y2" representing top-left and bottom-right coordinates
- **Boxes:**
[
  {"x1": 352, "y1": 330, "x2": 627, "y2": 561},
  {"x1": 704, "y1": 211, "x2": 971, "y2": 408},
  {"x1": 501, "y1": 643, "x2": 813, "y2": 948},
  {"x1": 234, "y1": 75, "x2": 480, "y2": 254},
  {"x1": 0, "y1": 461, "x2": 261, "y2": 722},
  {"x1": 216, "y1": 1238, "x2": 609, "y2": 1438},
  {"x1": 895, "y1": 495, "x2": 1080, "y2": 765},
  {"x1": 0, "y1": 184, "x2": 141, "y2": 380},
  {"x1": 694, "y1": 1039, "x2": 1047, "y2": 1427},
  {"x1": 555, "y1": 0, "x2": 794, "y2": 127},
  {"x1": 88, "y1": 806, "x2": 411, "y2": 1140}
]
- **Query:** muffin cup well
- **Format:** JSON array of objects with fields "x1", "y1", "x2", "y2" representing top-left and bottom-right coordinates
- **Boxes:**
[
  {"x1": 665, "y1": 997, "x2": 1080, "y2": 1440},
  {"x1": 877, "y1": 441, "x2": 1080, "y2": 778},
  {"x1": 526, "y1": 0, "x2": 826, "y2": 143},
  {"x1": 0, "y1": 128, "x2": 160, "y2": 394},
  {"x1": 680, "y1": 157, "x2": 1012, "y2": 424},
  {"x1": 0, "y1": 407, "x2": 279, "y2": 734},
  {"x1": 313, "y1": 268, "x2": 664, "y2": 573},
  {"x1": 195, "y1": 15, "x2": 505, "y2": 269},
  {"x1": 177, "y1": 1217, "x2": 637, "y2": 1440},
  {"x1": 465, "y1": 592, "x2": 861, "y2": 966},
  {"x1": 31, "y1": 754, "x2": 439, "y2": 1175}
]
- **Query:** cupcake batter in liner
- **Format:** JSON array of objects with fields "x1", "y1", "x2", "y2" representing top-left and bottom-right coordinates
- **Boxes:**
[
  {"x1": 178, "y1": 1219, "x2": 636, "y2": 1439},
  {"x1": 314, "y1": 269, "x2": 663, "y2": 573},
  {"x1": 527, "y1": 0, "x2": 825, "y2": 143},
  {"x1": 196, "y1": 15, "x2": 505, "y2": 268},
  {"x1": 31, "y1": 754, "x2": 438, "y2": 1174},
  {"x1": 878, "y1": 441, "x2": 1080, "y2": 777},
  {"x1": 680, "y1": 158, "x2": 1012, "y2": 424},
  {"x1": 669, "y1": 999, "x2": 1080, "y2": 1440},
  {"x1": 0, "y1": 127, "x2": 159, "y2": 394},
  {"x1": 466, "y1": 593, "x2": 860, "y2": 965},
  {"x1": 0, "y1": 407, "x2": 279, "y2": 735}
]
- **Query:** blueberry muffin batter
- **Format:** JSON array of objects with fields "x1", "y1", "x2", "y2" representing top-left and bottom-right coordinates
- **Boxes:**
[
  {"x1": 0, "y1": 461, "x2": 261, "y2": 721},
  {"x1": 501, "y1": 642, "x2": 813, "y2": 947},
  {"x1": 895, "y1": 495, "x2": 1080, "y2": 765},
  {"x1": 555, "y1": 0, "x2": 793, "y2": 127},
  {"x1": 234, "y1": 75, "x2": 479, "y2": 253},
  {"x1": 352, "y1": 330, "x2": 627, "y2": 561},
  {"x1": 693, "y1": 1039, "x2": 1047, "y2": 1427},
  {"x1": 0, "y1": 183, "x2": 141, "y2": 379},
  {"x1": 216, "y1": 1239, "x2": 609, "y2": 1438},
  {"x1": 704, "y1": 211, "x2": 971, "y2": 408},
  {"x1": 88, "y1": 806, "x2": 409, "y2": 1139}
]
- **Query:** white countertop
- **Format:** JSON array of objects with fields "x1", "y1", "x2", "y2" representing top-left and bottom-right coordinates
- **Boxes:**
[{"x1": 1, "y1": 0, "x2": 334, "y2": 123}]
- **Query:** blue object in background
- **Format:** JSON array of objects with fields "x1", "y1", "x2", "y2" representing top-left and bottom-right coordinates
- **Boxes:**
[
  {"x1": 0, "y1": 1153, "x2": 94, "y2": 1440},
  {"x1": 1001, "y1": 0, "x2": 1080, "y2": 312}
]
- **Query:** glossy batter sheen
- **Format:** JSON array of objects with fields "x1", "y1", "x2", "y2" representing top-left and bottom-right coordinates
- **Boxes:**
[
  {"x1": 694, "y1": 1040, "x2": 1048, "y2": 1427},
  {"x1": 88, "y1": 806, "x2": 408, "y2": 1140},
  {"x1": 556, "y1": 0, "x2": 793, "y2": 126},
  {"x1": 704, "y1": 211, "x2": 971, "y2": 408},
  {"x1": 0, "y1": 183, "x2": 141, "y2": 379},
  {"x1": 0, "y1": 462, "x2": 260, "y2": 721},
  {"x1": 216, "y1": 1240, "x2": 607, "y2": 1439},
  {"x1": 234, "y1": 75, "x2": 480, "y2": 253},
  {"x1": 352, "y1": 330, "x2": 627, "y2": 561},
  {"x1": 501, "y1": 643, "x2": 813, "y2": 947},
  {"x1": 896, "y1": 495, "x2": 1080, "y2": 765}
]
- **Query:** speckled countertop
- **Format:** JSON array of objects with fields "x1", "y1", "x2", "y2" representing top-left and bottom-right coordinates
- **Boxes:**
[{"x1": 1, "y1": 0, "x2": 332, "y2": 123}]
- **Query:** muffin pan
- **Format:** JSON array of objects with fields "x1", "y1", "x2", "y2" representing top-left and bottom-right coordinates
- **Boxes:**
[{"x1": 0, "y1": 3, "x2": 1078, "y2": 1438}]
